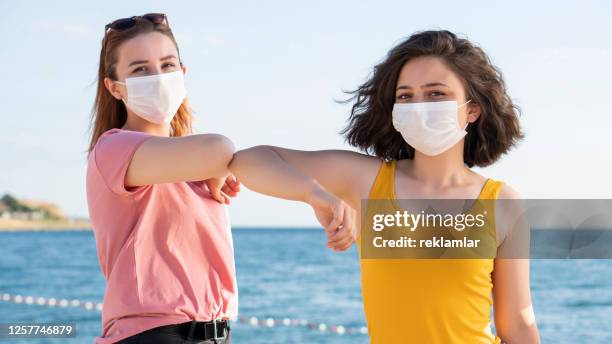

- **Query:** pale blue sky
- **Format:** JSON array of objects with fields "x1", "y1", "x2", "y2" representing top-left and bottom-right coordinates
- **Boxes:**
[{"x1": 1, "y1": 1, "x2": 611, "y2": 226}]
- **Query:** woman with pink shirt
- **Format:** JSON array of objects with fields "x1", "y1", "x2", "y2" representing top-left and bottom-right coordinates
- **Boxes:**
[{"x1": 85, "y1": 13, "x2": 356, "y2": 344}]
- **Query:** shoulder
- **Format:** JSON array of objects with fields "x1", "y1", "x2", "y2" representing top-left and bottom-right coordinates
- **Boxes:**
[
  {"x1": 322, "y1": 149, "x2": 381, "y2": 164},
  {"x1": 345, "y1": 152, "x2": 385, "y2": 175},
  {"x1": 333, "y1": 149, "x2": 384, "y2": 176},
  {"x1": 313, "y1": 149, "x2": 383, "y2": 179},
  {"x1": 483, "y1": 179, "x2": 523, "y2": 215},
  {"x1": 323, "y1": 151, "x2": 384, "y2": 207},
  {"x1": 493, "y1": 182, "x2": 524, "y2": 222},
  {"x1": 93, "y1": 128, "x2": 153, "y2": 158},
  {"x1": 97, "y1": 127, "x2": 123, "y2": 142},
  {"x1": 496, "y1": 182, "x2": 521, "y2": 199},
  {"x1": 352, "y1": 151, "x2": 384, "y2": 170},
  {"x1": 492, "y1": 182, "x2": 527, "y2": 244},
  {"x1": 476, "y1": 175, "x2": 519, "y2": 200},
  {"x1": 88, "y1": 128, "x2": 155, "y2": 197},
  {"x1": 93, "y1": 128, "x2": 125, "y2": 150},
  {"x1": 96, "y1": 128, "x2": 151, "y2": 146},
  {"x1": 91, "y1": 128, "x2": 153, "y2": 172}
]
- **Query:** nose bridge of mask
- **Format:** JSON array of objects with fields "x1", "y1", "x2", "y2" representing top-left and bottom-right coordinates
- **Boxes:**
[
  {"x1": 128, "y1": 71, "x2": 183, "y2": 104},
  {"x1": 397, "y1": 101, "x2": 461, "y2": 129},
  {"x1": 114, "y1": 77, "x2": 156, "y2": 103},
  {"x1": 126, "y1": 72, "x2": 170, "y2": 95}
]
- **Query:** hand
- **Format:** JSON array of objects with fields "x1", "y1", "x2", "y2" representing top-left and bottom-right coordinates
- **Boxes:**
[
  {"x1": 205, "y1": 174, "x2": 241, "y2": 204},
  {"x1": 306, "y1": 184, "x2": 357, "y2": 252}
]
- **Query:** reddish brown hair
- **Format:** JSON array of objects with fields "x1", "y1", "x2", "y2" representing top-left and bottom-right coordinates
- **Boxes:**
[{"x1": 87, "y1": 17, "x2": 192, "y2": 156}]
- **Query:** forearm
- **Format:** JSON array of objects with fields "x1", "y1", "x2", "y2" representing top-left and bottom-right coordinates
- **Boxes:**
[
  {"x1": 494, "y1": 259, "x2": 540, "y2": 344},
  {"x1": 229, "y1": 145, "x2": 358, "y2": 251},
  {"x1": 229, "y1": 146, "x2": 321, "y2": 203},
  {"x1": 498, "y1": 321, "x2": 540, "y2": 344}
]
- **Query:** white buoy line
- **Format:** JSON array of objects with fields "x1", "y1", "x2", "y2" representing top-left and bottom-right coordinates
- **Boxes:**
[{"x1": 0, "y1": 293, "x2": 367, "y2": 336}]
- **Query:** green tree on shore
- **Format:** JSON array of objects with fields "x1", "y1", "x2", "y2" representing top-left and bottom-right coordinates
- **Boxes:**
[
  {"x1": 1, "y1": 194, "x2": 33, "y2": 212},
  {"x1": 0, "y1": 193, "x2": 64, "y2": 220}
]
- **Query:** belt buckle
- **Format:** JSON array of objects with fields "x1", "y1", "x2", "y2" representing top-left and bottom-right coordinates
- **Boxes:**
[{"x1": 212, "y1": 318, "x2": 225, "y2": 340}]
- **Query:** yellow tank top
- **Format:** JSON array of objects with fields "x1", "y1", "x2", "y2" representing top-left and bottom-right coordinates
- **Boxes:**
[{"x1": 358, "y1": 160, "x2": 504, "y2": 344}]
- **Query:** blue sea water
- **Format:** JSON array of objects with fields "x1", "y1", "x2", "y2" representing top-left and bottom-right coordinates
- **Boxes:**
[{"x1": 0, "y1": 229, "x2": 611, "y2": 343}]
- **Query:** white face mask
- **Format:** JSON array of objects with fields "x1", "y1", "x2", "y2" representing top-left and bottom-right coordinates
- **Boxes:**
[
  {"x1": 115, "y1": 70, "x2": 187, "y2": 125},
  {"x1": 392, "y1": 99, "x2": 471, "y2": 156}
]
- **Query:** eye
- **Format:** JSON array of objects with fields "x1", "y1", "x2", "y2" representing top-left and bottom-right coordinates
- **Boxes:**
[
  {"x1": 429, "y1": 91, "x2": 446, "y2": 97},
  {"x1": 396, "y1": 93, "x2": 412, "y2": 101},
  {"x1": 131, "y1": 66, "x2": 146, "y2": 74},
  {"x1": 162, "y1": 62, "x2": 176, "y2": 69}
]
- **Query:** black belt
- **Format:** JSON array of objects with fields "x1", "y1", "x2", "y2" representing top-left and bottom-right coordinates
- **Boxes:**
[{"x1": 137, "y1": 319, "x2": 230, "y2": 341}]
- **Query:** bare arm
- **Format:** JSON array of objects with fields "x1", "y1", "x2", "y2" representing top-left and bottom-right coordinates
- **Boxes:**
[
  {"x1": 229, "y1": 145, "x2": 380, "y2": 251},
  {"x1": 493, "y1": 185, "x2": 540, "y2": 344},
  {"x1": 126, "y1": 133, "x2": 235, "y2": 187},
  {"x1": 229, "y1": 145, "x2": 380, "y2": 209}
]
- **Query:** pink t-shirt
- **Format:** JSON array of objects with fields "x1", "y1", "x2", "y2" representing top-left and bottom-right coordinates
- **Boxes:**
[{"x1": 86, "y1": 128, "x2": 238, "y2": 344}]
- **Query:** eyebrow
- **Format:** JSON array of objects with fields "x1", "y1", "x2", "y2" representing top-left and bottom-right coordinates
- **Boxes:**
[
  {"x1": 128, "y1": 55, "x2": 178, "y2": 67},
  {"x1": 396, "y1": 82, "x2": 450, "y2": 90}
]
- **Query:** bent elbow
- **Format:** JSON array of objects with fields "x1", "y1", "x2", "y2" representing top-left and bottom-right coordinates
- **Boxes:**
[
  {"x1": 200, "y1": 134, "x2": 236, "y2": 178},
  {"x1": 211, "y1": 134, "x2": 236, "y2": 159},
  {"x1": 232, "y1": 145, "x2": 274, "y2": 164}
]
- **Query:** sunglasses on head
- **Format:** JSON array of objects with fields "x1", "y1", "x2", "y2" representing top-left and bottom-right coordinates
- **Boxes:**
[{"x1": 104, "y1": 13, "x2": 169, "y2": 33}]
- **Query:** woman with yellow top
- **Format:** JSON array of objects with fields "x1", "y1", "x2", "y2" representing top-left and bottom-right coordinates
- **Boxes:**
[{"x1": 230, "y1": 30, "x2": 540, "y2": 343}]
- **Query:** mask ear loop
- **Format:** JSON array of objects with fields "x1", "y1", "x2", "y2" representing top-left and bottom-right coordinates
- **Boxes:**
[
  {"x1": 113, "y1": 80, "x2": 128, "y2": 104},
  {"x1": 459, "y1": 99, "x2": 472, "y2": 130},
  {"x1": 459, "y1": 99, "x2": 472, "y2": 108}
]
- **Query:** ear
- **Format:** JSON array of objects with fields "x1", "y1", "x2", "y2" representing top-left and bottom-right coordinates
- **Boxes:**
[
  {"x1": 103, "y1": 77, "x2": 123, "y2": 100},
  {"x1": 181, "y1": 64, "x2": 187, "y2": 76},
  {"x1": 467, "y1": 102, "x2": 481, "y2": 123}
]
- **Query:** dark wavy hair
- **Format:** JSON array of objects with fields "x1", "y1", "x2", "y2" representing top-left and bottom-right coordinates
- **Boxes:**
[{"x1": 340, "y1": 30, "x2": 523, "y2": 167}]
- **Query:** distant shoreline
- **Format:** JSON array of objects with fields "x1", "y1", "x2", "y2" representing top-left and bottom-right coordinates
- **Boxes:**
[
  {"x1": 0, "y1": 219, "x2": 92, "y2": 231},
  {"x1": 0, "y1": 223, "x2": 321, "y2": 232}
]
